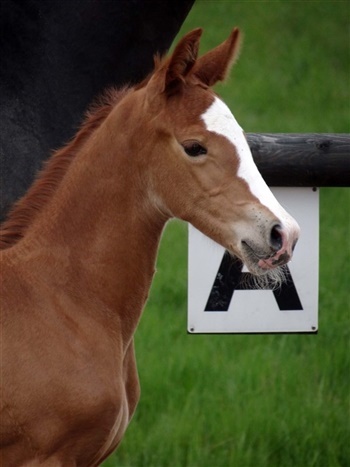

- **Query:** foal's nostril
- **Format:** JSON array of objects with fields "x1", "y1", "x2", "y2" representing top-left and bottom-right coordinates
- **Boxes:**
[{"x1": 270, "y1": 224, "x2": 283, "y2": 252}]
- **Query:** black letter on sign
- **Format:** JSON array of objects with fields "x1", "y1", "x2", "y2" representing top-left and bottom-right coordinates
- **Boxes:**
[{"x1": 205, "y1": 251, "x2": 303, "y2": 312}]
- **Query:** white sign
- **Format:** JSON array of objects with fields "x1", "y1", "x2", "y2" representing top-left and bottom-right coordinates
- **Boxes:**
[{"x1": 188, "y1": 187, "x2": 319, "y2": 334}]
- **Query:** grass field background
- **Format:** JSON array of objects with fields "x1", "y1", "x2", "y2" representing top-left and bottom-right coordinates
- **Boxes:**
[{"x1": 104, "y1": 1, "x2": 349, "y2": 466}]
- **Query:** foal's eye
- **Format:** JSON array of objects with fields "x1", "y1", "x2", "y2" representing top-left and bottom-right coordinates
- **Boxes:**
[{"x1": 182, "y1": 141, "x2": 207, "y2": 157}]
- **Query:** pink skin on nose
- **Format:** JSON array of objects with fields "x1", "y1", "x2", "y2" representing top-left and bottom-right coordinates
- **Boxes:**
[{"x1": 258, "y1": 228, "x2": 294, "y2": 270}]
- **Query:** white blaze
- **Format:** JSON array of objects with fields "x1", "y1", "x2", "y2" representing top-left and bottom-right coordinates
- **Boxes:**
[{"x1": 201, "y1": 97, "x2": 293, "y2": 227}]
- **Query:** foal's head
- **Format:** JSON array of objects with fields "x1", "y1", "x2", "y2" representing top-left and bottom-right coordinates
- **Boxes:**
[{"x1": 138, "y1": 28, "x2": 300, "y2": 278}]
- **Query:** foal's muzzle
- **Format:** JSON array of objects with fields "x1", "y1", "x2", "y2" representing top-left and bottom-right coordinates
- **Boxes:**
[{"x1": 258, "y1": 223, "x2": 299, "y2": 270}]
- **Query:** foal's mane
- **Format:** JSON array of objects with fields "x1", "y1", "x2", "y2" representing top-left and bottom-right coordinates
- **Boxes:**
[{"x1": 0, "y1": 86, "x2": 132, "y2": 250}]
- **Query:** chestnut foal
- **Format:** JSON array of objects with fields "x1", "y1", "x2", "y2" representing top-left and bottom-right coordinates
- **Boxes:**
[{"x1": 0, "y1": 28, "x2": 299, "y2": 465}]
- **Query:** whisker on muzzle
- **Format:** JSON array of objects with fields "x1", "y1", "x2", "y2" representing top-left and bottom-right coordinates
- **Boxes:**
[
  {"x1": 228, "y1": 251, "x2": 288, "y2": 290},
  {"x1": 241, "y1": 265, "x2": 288, "y2": 291}
]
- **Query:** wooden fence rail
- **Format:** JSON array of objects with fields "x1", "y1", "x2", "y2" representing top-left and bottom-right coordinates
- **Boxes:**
[{"x1": 248, "y1": 133, "x2": 350, "y2": 187}]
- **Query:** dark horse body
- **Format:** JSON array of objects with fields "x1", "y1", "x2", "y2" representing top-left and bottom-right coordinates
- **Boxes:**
[{"x1": 0, "y1": 0, "x2": 194, "y2": 222}]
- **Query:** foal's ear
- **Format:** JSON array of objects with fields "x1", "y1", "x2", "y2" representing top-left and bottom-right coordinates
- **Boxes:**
[
  {"x1": 147, "y1": 28, "x2": 202, "y2": 99},
  {"x1": 191, "y1": 28, "x2": 241, "y2": 87},
  {"x1": 164, "y1": 28, "x2": 202, "y2": 93}
]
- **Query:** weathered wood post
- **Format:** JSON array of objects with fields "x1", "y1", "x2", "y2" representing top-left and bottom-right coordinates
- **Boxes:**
[{"x1": 248, "y1": 134, "x2": 350, "y2": 186}]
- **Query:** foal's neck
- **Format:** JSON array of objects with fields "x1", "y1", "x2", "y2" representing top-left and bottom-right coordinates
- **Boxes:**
[{"x1": 18, "y1": 103, "x2": 167, "y2": 343}]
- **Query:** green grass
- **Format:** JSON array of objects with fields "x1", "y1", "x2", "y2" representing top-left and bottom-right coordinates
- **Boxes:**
[{"x1": 103, "y1": 2, "x2": 349, "y2": 466}]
